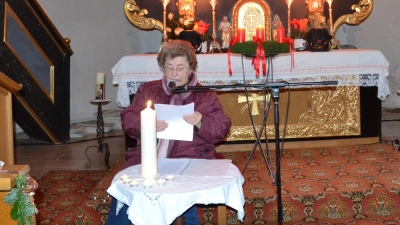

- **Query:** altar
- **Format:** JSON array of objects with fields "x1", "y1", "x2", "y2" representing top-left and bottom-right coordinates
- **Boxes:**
[{"x1": 112, "y1": 49, "x2": 389, "y2": 144}]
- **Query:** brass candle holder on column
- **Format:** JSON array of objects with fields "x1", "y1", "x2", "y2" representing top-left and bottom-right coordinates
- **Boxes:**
[
  {"x1": 210, "y1": 0, "x2": 217, "y2": 35},
  {"x1": 162, "y1": 0, "x2": 170, "y2": 42},
  {"x1": 286, "y1": 0, "x2": 293, "y2": 37},
  {"x1": 209, "y1": 0, "x2": 221, "y2": 52},
  {"x1": 326, "y1": 0, "x2": 334, "y2": 34}
]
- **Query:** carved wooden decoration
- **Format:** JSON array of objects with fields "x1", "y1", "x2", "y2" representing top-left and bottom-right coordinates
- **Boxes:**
[{"x1": 332, "y1": 0, "x2": 373, "y2": 37}]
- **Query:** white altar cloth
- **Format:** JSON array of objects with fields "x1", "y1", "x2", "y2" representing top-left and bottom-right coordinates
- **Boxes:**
[
  {"x1": 112, "y1": 49, "x2": 390, "y2": 107},
  {"x1": 107, "y1": 158, "x2": 245, "y2": 225}
]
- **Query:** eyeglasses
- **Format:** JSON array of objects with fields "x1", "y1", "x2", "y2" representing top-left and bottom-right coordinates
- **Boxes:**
[{"x1": 165, "y1": 65, "x2": 189, "y2": 74}]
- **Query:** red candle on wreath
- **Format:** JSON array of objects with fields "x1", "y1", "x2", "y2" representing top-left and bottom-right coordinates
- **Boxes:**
[
  {"x1": 237, "y1": 28, "x2": 246, "y2": 43},
  {"x1": 255, "y1": 26, "x2": 265, "y2": 42},
  {"x1": 276, "y1": 26, "x2": 285, "y2": 43}
]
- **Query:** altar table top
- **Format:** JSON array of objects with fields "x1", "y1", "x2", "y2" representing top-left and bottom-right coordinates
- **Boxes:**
[
  {"x1": 107, "y1": 158, "x2": 245, "y2": 225},
  {"x1": 112, "y1": 49, "x2": 390, "y2": 107}
]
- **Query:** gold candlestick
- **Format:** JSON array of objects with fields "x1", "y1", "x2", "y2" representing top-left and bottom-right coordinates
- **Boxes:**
[
  {"x1": 326, "y1": 0, "x2": 334, "y2": 34},
  {"x1": 161, "y1": 0, "x2": 170, "y2": 33},
  {"x1": 286, "y1": 0, "x2": 293, "y2": 37},
  {"x1": 209, "y1": 0, "x2": 218, "y2": 37}
]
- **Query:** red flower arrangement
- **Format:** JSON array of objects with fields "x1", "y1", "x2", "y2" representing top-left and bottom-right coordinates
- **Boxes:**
[{"x1": 290, "y1": 18, "x2": 309, "y2": 39}]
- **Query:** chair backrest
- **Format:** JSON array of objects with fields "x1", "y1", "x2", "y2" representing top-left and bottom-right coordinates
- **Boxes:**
[{"x1": 232, "y1": 0, "x2": 271, "y2": 41}]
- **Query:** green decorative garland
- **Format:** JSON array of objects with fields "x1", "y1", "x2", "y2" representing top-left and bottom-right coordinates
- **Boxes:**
[
  {"x1": 3, "y1": 174, "x2": 36, "y2": 225},
  {"x1": 230, "y1": 41, "x2": 290, "y2": 55}
]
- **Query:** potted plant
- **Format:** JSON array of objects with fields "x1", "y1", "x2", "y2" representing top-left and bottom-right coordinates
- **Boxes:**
[
  {"x1": 290, "y1": 18, "x2": 308, "y2": 49},
  {"x1": 290, "y1": 18, "x2": 308, "y2": 39}
]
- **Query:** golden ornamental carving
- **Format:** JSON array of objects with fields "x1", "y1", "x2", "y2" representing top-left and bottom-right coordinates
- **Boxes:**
[
  {"x1": 226, "y1": 87, "x2": 360, "y2": 141},
  {"x1": 232, "y1": 0, "x2": 271, "y2": 41},
  {"x1": 124, "y1": 0, "x2": 163, "y2": 32},
  {"x1": 332, "y1": 0, "x2": 373, "y2": 37}
]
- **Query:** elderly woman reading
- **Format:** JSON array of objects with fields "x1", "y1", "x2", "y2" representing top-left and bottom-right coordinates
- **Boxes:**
[{"x1": 106, "y1": 40, "x2": 231, "y2": 225}]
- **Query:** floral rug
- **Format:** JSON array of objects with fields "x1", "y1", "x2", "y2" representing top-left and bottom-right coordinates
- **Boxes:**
[{"x1": 34, "y1": 143, "x2": 400, "y2": 224}]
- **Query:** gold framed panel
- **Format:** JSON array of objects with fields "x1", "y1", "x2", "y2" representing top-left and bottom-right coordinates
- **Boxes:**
[
  {"x1": 3, "y1": 3, "x2": 55, "y2": 103},
  {"x1": 218, "y1": 86, "x2": 361, "y2": 141},
  {"x1": 232, "y1": 0, "x2": 271, "y2": 41}
]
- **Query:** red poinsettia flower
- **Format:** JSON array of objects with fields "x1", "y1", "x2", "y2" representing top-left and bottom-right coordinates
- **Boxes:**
[
  {"x1": 290, "y1": 18, "x2": 299, "y2": 30},
  {"x1": 290, "y1": 18, "x2": 309, "y2": 39},
  {"x1": 193, "y1": 20, "x2": 210, "y2": 35},
  {"x1": 299, "y1": 18, "x2": 309, "y2": 32}
]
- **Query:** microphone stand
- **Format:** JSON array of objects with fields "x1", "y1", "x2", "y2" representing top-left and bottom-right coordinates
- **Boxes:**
[{"x1": 172, "y1": 80, "x2": 338, "y2": 225}]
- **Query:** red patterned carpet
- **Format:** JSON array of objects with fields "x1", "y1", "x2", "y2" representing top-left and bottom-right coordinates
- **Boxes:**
[
  {"x1": 34, "y1": 143, "x2": 400, "y2": 225},
  {"x1": 35, "y1": 170, "x2": 108, "y2": 224}
]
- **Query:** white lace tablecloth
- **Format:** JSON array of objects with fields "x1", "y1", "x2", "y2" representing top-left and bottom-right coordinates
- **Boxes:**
[
  {"x1": 107, "y1": 158, "x2": 245, "y2": 225},
  {"x1": 112, "y1": 49, "x2": 390, "y2": 107}
]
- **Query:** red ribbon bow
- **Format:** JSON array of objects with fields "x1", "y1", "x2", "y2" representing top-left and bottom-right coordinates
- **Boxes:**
[
  {"x1": 227, "y1": 36, "x2": 238, "y2": 75},
  {"x1": 252, "y1": 37, "x2": 266, "y2": 77},
  {"x1": 284, "y1": 38, "x2": 295, "y2": 70}
]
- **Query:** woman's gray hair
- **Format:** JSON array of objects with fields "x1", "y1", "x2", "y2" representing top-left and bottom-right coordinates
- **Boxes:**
[{"x1": 157, "y1": 40, "x2": 198, "y2": 72}]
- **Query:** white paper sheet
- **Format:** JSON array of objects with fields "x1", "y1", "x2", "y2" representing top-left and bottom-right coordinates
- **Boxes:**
[
  {"x1": 180, "y1": 159, "x2": 233, "y2": 176},
  {"x1": 155, "y1": 103, "x2": 194, "y2": 141}
]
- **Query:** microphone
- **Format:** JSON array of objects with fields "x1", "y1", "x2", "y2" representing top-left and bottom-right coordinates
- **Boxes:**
[{"x1": 167, "y1": 80, "x2": 177, "y2": 90}]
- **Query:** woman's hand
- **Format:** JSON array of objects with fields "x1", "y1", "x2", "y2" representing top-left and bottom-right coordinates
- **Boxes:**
[
  {"x1": 156, "y1": 120, "x2": 168, "y2": 132},
  {"x1": 183, "y1": 111, "x2": 202, "y2": 129}
]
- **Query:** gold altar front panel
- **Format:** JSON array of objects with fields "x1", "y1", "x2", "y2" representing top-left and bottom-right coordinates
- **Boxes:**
[{"x1": 217, "y1": 86, "x2": 360, "y2": 141}]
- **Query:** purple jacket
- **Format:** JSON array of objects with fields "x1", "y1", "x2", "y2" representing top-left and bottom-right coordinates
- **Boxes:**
[{"x1": 121, "y1": 80, "x2": 231, "y2": 168}]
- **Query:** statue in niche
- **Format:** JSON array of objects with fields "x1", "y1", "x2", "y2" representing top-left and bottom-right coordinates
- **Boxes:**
[
  {"x1": 218, "y1": 16, "x2": 231, "y2": 49},
  {"x1": 271, "y1": 15, "x2": 283, "y2": 41},
  {"x1": 176, "y1": 0, "x2": 196, "y2": 25}
]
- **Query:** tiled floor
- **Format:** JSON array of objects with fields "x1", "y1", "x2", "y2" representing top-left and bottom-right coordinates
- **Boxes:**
[{"x1": 13, "y1": 108, "x2": 400, "y2": 180}]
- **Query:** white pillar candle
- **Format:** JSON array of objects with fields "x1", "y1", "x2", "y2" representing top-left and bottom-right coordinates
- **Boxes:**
[
  {"x1": 96, "y1": 72, "x2": 105, "y2": 84},
  {"x1": 141, "y1": 100, "x2": 158, "y2": 178}
]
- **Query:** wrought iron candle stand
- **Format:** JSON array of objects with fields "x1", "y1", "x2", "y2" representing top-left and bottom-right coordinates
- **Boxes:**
[{"x1": 85, "y1": 99, "x2": 111, "y2": 169}]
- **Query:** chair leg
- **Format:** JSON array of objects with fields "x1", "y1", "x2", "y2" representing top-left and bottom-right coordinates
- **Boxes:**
[
  {"x1": 218, "y1": 205, "x2": 227, "y2": 225},
  {"x1": 171, "y1": 215, "x2": 186, "y2": 225}
]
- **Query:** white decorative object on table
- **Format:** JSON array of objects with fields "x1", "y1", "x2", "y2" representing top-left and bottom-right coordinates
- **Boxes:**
[
  {"x1": 166, "y1": 175, "x2": 175, "y2": 181},
  {"x1": 123, "y1": 178, "x2": 132, "y2": 183},
  {"x1": 157, "y1": 179, "x2": 166, "y2": 186},
  {"x1": 201, "y1": 41, "x2": 208, "y2": 53},
  {"x1": 293, "y1": 39, "x2": 306, "y2": 50},
  {"x1": 120, "y1": 174, "x2": 129, "y2": 180},
  {"x1": 130, "y1": 181, "x2": 140, "y2": 187},
  {"x1": 140, "y1": 101, "x2": 158, "y2": 178},
  {"x1": 143, "y1": 178, "x2": 155, "y2": 189}
]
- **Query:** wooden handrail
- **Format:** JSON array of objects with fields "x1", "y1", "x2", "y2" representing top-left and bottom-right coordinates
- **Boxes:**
[{"x1": 0, "y1": 72, "x2": 22, "y2": 92}]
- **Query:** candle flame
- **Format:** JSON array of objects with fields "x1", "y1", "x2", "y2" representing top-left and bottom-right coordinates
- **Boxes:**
[{"x1": 147, "y1": 100, "x2": 152, "y2": 108}]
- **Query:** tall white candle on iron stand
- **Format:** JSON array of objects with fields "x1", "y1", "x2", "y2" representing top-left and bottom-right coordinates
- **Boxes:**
[
  {"x1": 141, "y1": 100, "x2": 158, "y2": 178},
  {"x1": 96, "y1": 72, "x2": 105, "y2": 100}
]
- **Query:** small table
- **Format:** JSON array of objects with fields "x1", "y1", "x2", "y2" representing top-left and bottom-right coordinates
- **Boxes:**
[
  {"x1": 85, "y1": 99, "x2": 111, "y2": 169},
  {"x1": 107, "y1": 158, "x2": 245, "y2": 225}
]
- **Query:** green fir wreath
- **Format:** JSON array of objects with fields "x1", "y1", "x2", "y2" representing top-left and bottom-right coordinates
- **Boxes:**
[
  {"x1": 3, "y1": 174, "x2": 36, "y2": 225},
  {"x1": 230, "y1": 41, "x2": 290, "y2": 55}
]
